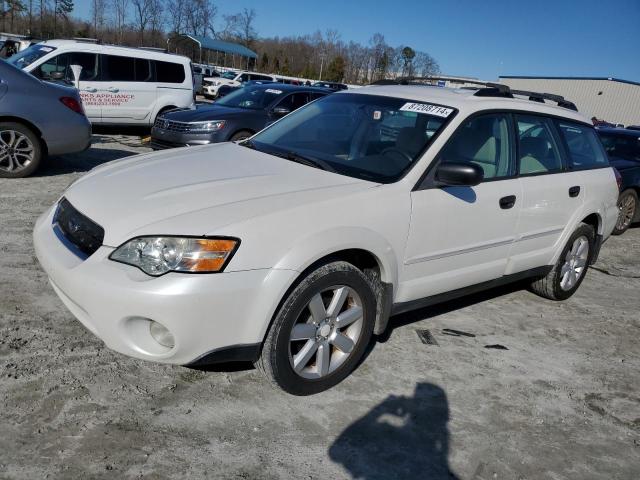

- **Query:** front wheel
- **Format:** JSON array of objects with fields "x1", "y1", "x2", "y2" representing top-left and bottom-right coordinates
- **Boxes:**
[
  {"x1": 612, "y1": 189, "x2": 637, "y2": 235},
  {"x1": 257, "y1": 261, "x2": 377, "y2": 395},
  {"x1": 529, "y1": 223, "x2": 594, "y2": 300},
  {"x1": 0, "y1": 122, "x2": 43, "y2": 178}
]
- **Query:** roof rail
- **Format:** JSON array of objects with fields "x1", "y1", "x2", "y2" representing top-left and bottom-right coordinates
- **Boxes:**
[
  {"x1": 138, "y1": 46, "x2": 168, "y2": 53},
  {"x1": 72, "y1": 37, "x2": 99, "y2": 43},
  {"x1": 370, "y1": 76, "x2": 578, "y2": 111}
]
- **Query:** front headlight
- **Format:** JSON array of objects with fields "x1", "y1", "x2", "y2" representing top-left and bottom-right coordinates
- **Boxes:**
[
  {"x1": 188, "y1": 120, "x2": 226, "y2": 133},
  {"x1": 109, "y1": 236, "x2": 239, "y2": 276}
]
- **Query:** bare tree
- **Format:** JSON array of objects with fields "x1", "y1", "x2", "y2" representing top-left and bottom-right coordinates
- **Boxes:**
[
  {"x1": 90, "y1": 0, "x2": 106, "y2": 38},
  {"x1": 113, "y1": 0, "x2": 128, "y2": 43},
  {"x1": 184, "y1": 0, "x2": 216, "y2": 37},
  {"x1": 132, "y1": 0, "x2": 151, "y2": 44},
  {"x1": 165, "y1": 0, "x2": 184, "y2": 34}
]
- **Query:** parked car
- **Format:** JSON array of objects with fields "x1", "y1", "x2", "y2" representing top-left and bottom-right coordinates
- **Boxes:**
[
  {"x1": 214, "y1": 79, "x2": 275, "y2": 100},
  {"x1": 0, "y1": 33, "x2": 39, "y2": 58},
  {"x1": 34, "y1": 84, "x2": 619, "y2": 394},
  {"x1": 627, "y1": 125, "x2": 640, "y2": 131},
  {"x1": 313, "y1": 81, "x2": 348, "y2": 91},
  {"x1": 8, "y1": 39, "x2": 194, "y2": 126},
  {"x1": 193, "y1": 64, "x2": 219, "y2": 95},
  {"x1": 597, "y1": 127, "x2": 640, "y2": 234},
  {"x1": 150, "y1": 83, "x2": 330, "y2": 149},
  {"x1": 0, "y1": 59, "x2": 91, "y2": 178},
  {"x1": 202, "y1": 70, "x2": 276, "y2": 99}
]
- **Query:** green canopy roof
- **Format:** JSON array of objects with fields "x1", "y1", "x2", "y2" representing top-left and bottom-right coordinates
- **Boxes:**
[{"x1": 180, "y1": 34, "x2": 257, "y2": 59}]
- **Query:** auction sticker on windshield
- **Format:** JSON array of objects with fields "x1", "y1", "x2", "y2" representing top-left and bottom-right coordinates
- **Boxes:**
[
  {"x1": 265, "y1": 89, "x2": 283, "y2": 94},
  {"x1": 399, "y1": 103, "x2": 453, "y2": 117}
]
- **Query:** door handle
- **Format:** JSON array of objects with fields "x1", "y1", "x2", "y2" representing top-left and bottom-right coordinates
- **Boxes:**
[
  {"x1": 82, "y1": 87, "x2": 97, "y2": 93},
  {"x1": 569, "y1": 186, "x2": 581, "y2": 197},
  {"x1": 106, "y1": 87, "x2": 119, "y2": 93},
  {"x1": 499, "y1": 195, "x2": 517, "y2": 209}
]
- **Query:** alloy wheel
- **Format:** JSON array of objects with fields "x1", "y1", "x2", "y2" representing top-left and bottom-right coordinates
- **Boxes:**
[
  {"x1": 560, "y1": 235, "x2": 589, "y2": 291},
  {"x1": 616, "y1": 194, "x2": 636, "y2": 232},
  {"x1": 288, "y1": 285, "x2": 364, "y2": 379},
  {"x1": 0, "y1": 129, "x2": 35, "y2": 173}
]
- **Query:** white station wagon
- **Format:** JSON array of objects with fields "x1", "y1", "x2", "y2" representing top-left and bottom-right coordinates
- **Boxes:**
[{"x1": 34, "y1": 81, "x2": 619, "y2": 395}]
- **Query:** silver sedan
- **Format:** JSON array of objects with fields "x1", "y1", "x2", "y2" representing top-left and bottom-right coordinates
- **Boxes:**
[{"x1": 0, "y1": 59, "x2": 91, "y2": 178}]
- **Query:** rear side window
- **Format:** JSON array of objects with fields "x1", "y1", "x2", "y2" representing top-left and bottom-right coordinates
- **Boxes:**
[
  {"x1": 102, "y1": 55, "x2": 135, "y2": 81},
  {"x1": 599, "y1": 133, "x2": 640, "y2": 161},
  {"x1": 36, "y1": 52, "x2": 98, "y2": 81},
  {"x1": 557, "y1": 122, "x2": 609, "y2": 169},
  {"x1": 155, "y1": 61, "x2": 185, "y2": 83},
  {"x1": 516, "y1": 115, "x2": 564, "y2": 175},
  {"x1": 135, "y1": 58, "x2": 151, "y2": 81}
]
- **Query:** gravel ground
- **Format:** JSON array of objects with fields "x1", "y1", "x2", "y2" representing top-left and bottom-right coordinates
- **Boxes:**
[{"x1": 1, "y1": 134, "x2": 639, "y2": 479}]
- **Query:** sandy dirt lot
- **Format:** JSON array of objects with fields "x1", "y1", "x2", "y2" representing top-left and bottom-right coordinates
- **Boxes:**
[{"x1": 1, "y1": 135, "x2": 639, "y2": 479}]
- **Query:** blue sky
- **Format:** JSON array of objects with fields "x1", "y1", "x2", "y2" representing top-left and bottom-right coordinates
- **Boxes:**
[{"x1": 74, "y1": 0, "x2": 640, "y2": 82}]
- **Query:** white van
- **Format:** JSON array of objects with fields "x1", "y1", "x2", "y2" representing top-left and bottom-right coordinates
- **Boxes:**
[
  {"x1": 202, "y1": 70, "x2": 276, "y2": 98},
  {"x1": 8, "y1": 40, "x2": 195, "y2": 125}
]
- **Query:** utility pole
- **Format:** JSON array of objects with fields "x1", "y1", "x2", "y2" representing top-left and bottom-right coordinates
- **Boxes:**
[{"x1": 318, "y1": 52, "x2": 326, "y2": 81}]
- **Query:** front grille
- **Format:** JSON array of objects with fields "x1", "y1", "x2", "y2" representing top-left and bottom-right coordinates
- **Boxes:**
[
  {"x1": 53, "y1": 198, "x2": 104, "y2": 258},
  {"x1": 153, "y1": 117, "x2": 196, "y2": 133},
  {"x1": 150, "y1": 138, "x2": 184, "y2": 150}
]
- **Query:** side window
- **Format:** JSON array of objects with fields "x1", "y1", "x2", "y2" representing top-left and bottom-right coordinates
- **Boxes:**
[
  {"x1": 67, "y1": 52, "x2": 99, "y2": 80},
  {"x1": 102, "y1": 54, "x2": 135, "y2": 81},
  {"x1": 438, "y1": 113, "x2": 513, "y2": 180},
  {"x1": 276, "y1": 93, "x2": 310, "y2": 112},
  {"x1": 516, "y1": 115, "x2": 563, "y2": 175},
  {"x1": 239, "y1": 73, "x2": 250, "y2": 82},
  {"x1": 135, "y1": 58, "x2": 151, "y2": 82},
  {"x1": 556, "y1": 121, "x2": 609, "y2": 169},
  {"x1": 155, "y1": 61, "x2": 185, "y2": 83},
  {"x1": 36, "y1": 53, "x2": 69, "y2": 79},
  {"x1": 310, "y1": 92, "x2": 327, "y2": 101}
]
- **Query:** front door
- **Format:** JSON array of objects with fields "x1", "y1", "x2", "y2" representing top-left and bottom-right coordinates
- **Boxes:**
[
  {"x1": 399, "y1": 113, "x2": 522, "y2": 302},
  {"x1": 35, "y1": 51, "x2": 102, "y2": 122}
]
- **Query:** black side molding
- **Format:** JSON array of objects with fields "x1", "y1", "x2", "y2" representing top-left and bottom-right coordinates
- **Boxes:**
[
  {"x1": 590, "y1": 234, "x2": 603, "y2": 265},
  {"x1": 391, "y1": 266, "x2": 552, "y2": 317},
  {"x1": 185, "y1": 343, "x2": 261, "y2": 367}
]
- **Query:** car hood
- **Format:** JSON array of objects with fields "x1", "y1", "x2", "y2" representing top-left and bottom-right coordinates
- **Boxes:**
[
  {"x1": 65, "y1": 143, "x2": 373, "y2": 246},
  {"x1": 163, "y1": 104, "x2": 257, "y2": 122},
  {"x1": 609, "y1": 156, "x2": 640, "y2": 171}
]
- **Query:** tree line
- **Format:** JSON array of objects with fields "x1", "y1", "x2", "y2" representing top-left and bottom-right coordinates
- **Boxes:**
[{"x1": 0, "y1": 0, "x2": 440, "y2": 83}]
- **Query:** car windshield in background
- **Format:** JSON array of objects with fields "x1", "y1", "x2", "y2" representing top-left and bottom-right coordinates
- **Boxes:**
[
  {"x1": 599, "y1": 133, "x2": 640, "y2": 161},
  {"x1": 221, "y1": 71, "x2": 237, "y2": 79},
  {"x1": 248, "y1": 93, "x2": 453, "y2": 183},
  {"x1": 7, "y1": 44, "x2": 56, "y2": 69},
  {"x1": 216, "y1": 86, "x2": 285, "y2": 110}
]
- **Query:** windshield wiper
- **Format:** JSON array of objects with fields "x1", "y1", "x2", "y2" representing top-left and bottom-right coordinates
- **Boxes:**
[{"x1": 277, "y1": 150, "x2": 336, "y2": 173}]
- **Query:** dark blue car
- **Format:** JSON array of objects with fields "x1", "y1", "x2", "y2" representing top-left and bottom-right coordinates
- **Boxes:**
[
  {"x1": 597, "y1": 127, "x2": 640, "y2": 234},
  {"x1": 151, "y1": 83, "x2": 330, "y2": 150}
]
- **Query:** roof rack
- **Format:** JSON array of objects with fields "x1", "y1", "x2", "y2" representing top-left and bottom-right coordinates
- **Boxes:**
[
  {"x1": 370, "y1": 76, "x2": 578, "y2": 111},
  {"x1": 72, "y1": 37, "x2": 100, "y2": 43}
]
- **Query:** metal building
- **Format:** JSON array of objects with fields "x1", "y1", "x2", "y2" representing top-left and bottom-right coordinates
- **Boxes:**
[{"x1": 499, "y1": 76, "x2": 640, "y2": 126}]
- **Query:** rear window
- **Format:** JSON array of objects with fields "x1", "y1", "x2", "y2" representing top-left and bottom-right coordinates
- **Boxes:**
[
  {"x1": 598, "y1": 132, "x2": 640, "y2": 161},
  {"x1": 155, "y1": 61, "x2": 185, "y2": 83},
  {"x1": 556, "y1": 122, "x2": 609, "y2": 169}
]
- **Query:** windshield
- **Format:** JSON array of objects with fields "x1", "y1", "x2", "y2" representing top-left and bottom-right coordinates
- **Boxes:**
[
  {"x1": 7, "y1": 44, "x2": 56, "y2": 69},
  {"x1": 216, "y1": 85, "x2": 285, "y2": 110},
  {"x1": 222, "y1": 71, "x2": 237, "y2": 80},
  {"x1": 248, "y1": 93, "x2": 454, "y2": 183},
  {"x1": 599, "y1": 133, "x2": 640, "y2": 161}
]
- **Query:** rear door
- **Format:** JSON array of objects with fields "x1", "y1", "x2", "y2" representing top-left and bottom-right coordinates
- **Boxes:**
[
  {"x1": 99, "y1": 54, "x2": 156, "y2": 124},
  {"x1": 508, "y1": 114, "x2": 584, "y2": 273}
]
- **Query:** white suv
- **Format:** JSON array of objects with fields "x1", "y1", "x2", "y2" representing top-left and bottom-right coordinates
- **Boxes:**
[
  {"x1": 202, "y1": 70, "x2": 276, "y2": 98},
  {"x1": 9, "y1": 40, "x2": 194, "y2": 125},
  {"x1": 33, "y1": 82, "x2": 619, "y2": 395}
]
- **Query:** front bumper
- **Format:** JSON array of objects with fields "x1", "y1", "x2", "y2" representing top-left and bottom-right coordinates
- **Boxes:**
[
  {"x1": 150, "y1": 127, "x2": 224, "y2": 150},
  {"x1": 33, "y1": 205, "x2": 297, "y2": 365}
]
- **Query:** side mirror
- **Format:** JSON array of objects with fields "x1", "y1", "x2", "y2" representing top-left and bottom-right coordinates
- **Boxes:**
[
  {"x1": 435, "y1": 161, "x2": 484, "y2": 187},
  {"x1": 49, "y1": 71, "x2": 65, "y2": 80},
  {"x1": 271, "y1": 107, "x2": 291, "y2": 118},
  {"x1": 70, "y1": 64, "x2": 83, "y2": 89}
]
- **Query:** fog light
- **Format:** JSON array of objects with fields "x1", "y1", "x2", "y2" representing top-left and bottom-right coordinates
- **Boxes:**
[{"x1": 149, "y1": 321, "x2": 175, "y2": 349}]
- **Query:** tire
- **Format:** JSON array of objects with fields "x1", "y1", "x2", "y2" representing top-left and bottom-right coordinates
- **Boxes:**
[
  {"x1": 230, "y1": 130, "x2": 253, "y2": 142},
  {"x1": 0, "y1": 122, "x2": 43, "y2": 178},
  {"x1": 257, "y1": 261, "x2": 377, "y2": 395},
  {"x1": 612, "y1": 189, "x2": 637, "y2": 235},
  {"x1": 529, "y1": 223, "x2": 595, "y2": 301}
]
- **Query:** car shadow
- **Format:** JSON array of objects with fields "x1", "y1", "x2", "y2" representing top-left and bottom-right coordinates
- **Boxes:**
[
  {"x1": 36, "y1": 147, "x2": 139, "y2": 176},
  {"x1": 328, "y1": 382, "x2": 458, "y2": 479}
]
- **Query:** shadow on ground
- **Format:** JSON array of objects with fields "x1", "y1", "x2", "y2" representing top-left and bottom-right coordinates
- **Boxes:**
[{"x1": 329, "y1": 382, "x2": 458, "y2": 479}]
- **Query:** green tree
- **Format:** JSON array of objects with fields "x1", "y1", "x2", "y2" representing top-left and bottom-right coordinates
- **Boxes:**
[
  {"x1": 53, "y1": 0, "x2": 74, "y2": 36},
  {"x1": 325, "y1": 55, "x2": 345, "y2": 82},
  {"x1": 401, "y1": 46, "x2": 415, "y2": 77},
  {"x1": 300, "y1": 63, "x2": 317, "y2": 80},
  {"x1": 281, "y1": 57, "x2": 291, "y2": 76},
  {"x1": 273, "y1": 57, "x2": 280, "y2": 74}
]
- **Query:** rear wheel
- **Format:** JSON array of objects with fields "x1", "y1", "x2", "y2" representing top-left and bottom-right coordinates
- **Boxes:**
[
  {"x1": 612, "y1": 189, "x2": 637, "y2": 235},
  {"x1": 0, "y1": 122, "x2": 42, "y2": 178},
  {"x1": 257, "y1": 261, "x2": 376, "y2": 395},
  {"x1": 529, "y1": 223, "x2": 594, "y2": 300}
]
